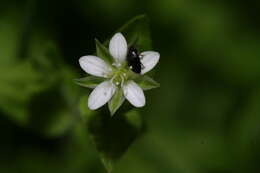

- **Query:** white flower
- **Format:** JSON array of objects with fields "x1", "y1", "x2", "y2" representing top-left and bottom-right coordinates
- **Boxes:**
[{"x1": 79, "y1": 33, "x2": 160, "y2": 111}]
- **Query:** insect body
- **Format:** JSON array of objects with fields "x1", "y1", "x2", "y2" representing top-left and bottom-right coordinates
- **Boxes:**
[{"x1": 127, "y1": 46, "x2": 143, "y2": 74}]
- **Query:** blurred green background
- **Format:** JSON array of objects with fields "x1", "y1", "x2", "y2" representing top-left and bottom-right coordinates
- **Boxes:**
[{"x1": 1, "y1": 0, "x2": 260, "y2": 173}]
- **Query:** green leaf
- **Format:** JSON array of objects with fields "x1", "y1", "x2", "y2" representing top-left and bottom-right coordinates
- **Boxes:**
[
  {"x1": 104, "y1": 14, "x2": 152, "y2": 51},
  {"x1": 135, "y1": 76, "x2": 160, "y2": 90},
  {"x1": 86, "y1": 109, "x2": 143, "y2": 172},
  {"x1": 28, "y1": 65, "x2": 83, "y2": 138},
  {"x1": 108, "y1": 88, "x2": 125, "y2": 116},
  {"x1": 74, "y1": 76, "x2": 105, "y2": 89},
  {"x1": 95, "y1": 38, "x2": 114, "y2": 64}
]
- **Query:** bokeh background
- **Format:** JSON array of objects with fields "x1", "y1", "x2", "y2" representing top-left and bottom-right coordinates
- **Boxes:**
[{"x1": 1, "y1": 0, "x2": 260, "y2": 173}]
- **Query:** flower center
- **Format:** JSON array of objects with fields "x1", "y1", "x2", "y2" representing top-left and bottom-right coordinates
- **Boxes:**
[{"x1": 110, "y1": 66, "x2": 128, "y2": 87}]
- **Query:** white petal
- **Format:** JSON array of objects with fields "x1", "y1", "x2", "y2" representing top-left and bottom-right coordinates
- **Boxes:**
[
  {"x1": 88, "y1": 81, "x2": 116, "y2": 110},
  {"x1": 140, "y1": 51, "x2": 160, "y2": 74},
  {"x1": 79, "y1": 56, "x2": 112, "y2": 77},
  {"x1": 123, "y1": 80, "x2": 145, "y2": 107},
  {"x1": 109, "y1": 33, "x2": 128, "y2": 62}
]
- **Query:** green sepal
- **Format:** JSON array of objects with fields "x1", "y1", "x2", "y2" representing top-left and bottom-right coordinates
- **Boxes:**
[
  {"x1": 74, "y1": 76, "x2": 106, "y2": 89},
  {"x1": 108, "y1": 87, "x2": 125, "y2": 116},
  {"x1": 135, "y1": 75, "x2": 160, "y2": 90},
  {"x1": 95, "y1": 38, "x2": 113, "y2": 64}
]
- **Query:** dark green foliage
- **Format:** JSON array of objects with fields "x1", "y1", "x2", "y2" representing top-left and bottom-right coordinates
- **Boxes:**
[{"x1": 86, "y1": 110, "x2": 143, "y2": 172}]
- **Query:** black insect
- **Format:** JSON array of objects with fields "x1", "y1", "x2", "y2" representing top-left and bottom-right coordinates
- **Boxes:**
[{"x1": 127, "y1": 46, "x2": 144, "y2": 74}]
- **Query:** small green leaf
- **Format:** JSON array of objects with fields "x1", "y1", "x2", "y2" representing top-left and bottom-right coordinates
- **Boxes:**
[
  {"x1": 135, "y1": 76, "x2": 160, "y2": 90},
  {"x1": 74, "y1": 76, "x2": 105, "y2": 89},
  {"x1": 108, "y1": 88, "x2": 125, "y2": 116},
  {"x1": 95, "y1": 38, "x2": 113, "y2": 64}
]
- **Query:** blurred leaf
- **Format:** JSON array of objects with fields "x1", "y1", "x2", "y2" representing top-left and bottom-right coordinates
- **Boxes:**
[
  {"x1": 104, "y1": 14, "x2": 152, "y2": 51},
  {"x1": 0, "y1": 61, "x2": 49, "y2": 125},
  {"x1": 0, "y1": 11, "x2": 62, "y2": 126},
  {"x1": 26, "y1": 42, "x2": 81, "y2": 138},
  {"x1": 95, "y1": 38, "x2": 114, "y2": 64},
  {"x1": 86, "y1": 109, "x2": 143, "y2": 172},
  {"x1": 108, "y1": 88, "x2": 125, "y2": 116},
  {"x1": 0, "y1": 10, "x2": 24, "y2": 65},
  {"x1": 75, "y1": 76, "x2": 105, "y2": 89},
  {"x1": 43, "y1": 110, "x2": 74, "y2": 137},
  {"x1": 234, "y1": 88, "x2": 260, "y2": 148},
  {"x1": 0, "y1": 18, "x2": 80, "y2": 137},
  {"x1": 135, "y1": 76, "x2": 160, "y2": 90},
  {"x1": 0, "y1": 11, "x2": 35, "y2": 125}
]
